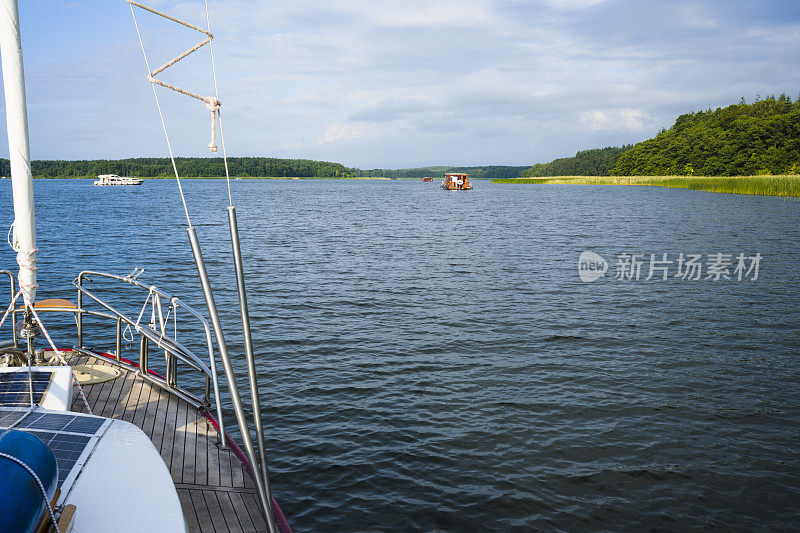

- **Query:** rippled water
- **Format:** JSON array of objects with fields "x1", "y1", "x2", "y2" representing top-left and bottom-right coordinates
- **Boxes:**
[{"x1": 2, "y1": 179, "x2": 799, "y2": 531}]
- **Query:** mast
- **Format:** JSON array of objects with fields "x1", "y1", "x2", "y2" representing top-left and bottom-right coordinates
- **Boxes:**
[{"x1": 0, "y1": 0, "x2": 37, "y2": 307}]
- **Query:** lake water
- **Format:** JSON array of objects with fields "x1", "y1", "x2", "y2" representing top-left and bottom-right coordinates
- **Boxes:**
[{"x1": 2, "y1": 179, "x2": 799, "y2": 531}]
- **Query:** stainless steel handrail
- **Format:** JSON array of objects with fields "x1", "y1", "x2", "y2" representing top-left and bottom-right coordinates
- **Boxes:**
[
  {"x1": 73, "y1": 270, "x2": 226, "y2": 444},
  {"x1": 0, "y1": 270, "x2": 17, "y2": 346}
]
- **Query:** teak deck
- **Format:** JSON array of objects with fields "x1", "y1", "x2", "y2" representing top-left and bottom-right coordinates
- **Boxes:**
[{"x1": 65, "y1": 351, "x2": 267, "y2": 532}]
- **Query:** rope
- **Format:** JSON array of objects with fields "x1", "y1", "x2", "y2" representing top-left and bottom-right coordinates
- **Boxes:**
[
  {"x1": 0, "y1": 451, "x2": 61, "y2": 533},
  {"x1": 206, "y1": 97, "x2": 220, "y2": 152},
  {"x1": 128, "y1": 1, "x2": 222, "y2": 154},
  {"x1": 0, "y1": 292, "x2": 92, "y2": 414},
  {"x1": 160, "y1": 304, "x2": 172, "y2": 345},
  {"x1": 134, "y1": 289, "x2": 155, "y2": 330},
  {"x1": 7, "y1": 223, "x2": 38, "y2": 308},
  {"x1": 16, "y1": 248, "x2": 38, "y2": 307},
  {"x1": 122, "y1": 323, "x2": 135, "y2": 343},
  {"x1": 129, "y1": 3, "x2": 192, "y2": 227},
  {"x1": 27, "y1": 307, "x2": 93, "y2": 415},
  {"x1": 204, "y1": 0, "x2": 232, "y2": 205},
  {"x1": 0, "y1": 288, "x2": 22, "y2": 330},
  {"x1": 0, "y1": 289, "x2": 35, "y2": 406}
]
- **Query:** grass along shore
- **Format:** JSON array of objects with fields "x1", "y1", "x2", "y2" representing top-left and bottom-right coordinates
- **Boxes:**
[{"x1": 490, "y1": 175, "x2": 800, "y2": 198}]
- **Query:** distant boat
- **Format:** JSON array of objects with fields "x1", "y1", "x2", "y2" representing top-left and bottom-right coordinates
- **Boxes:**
[
  {"x1": 93, "y1": 174, "x2": 143, "y2": 186},
  {"x1": 441, "y1": 172, "x2": 472, "y2": 190},
  {"x1": 421, "y1": 177, "x2": 433, "y2": 182}
]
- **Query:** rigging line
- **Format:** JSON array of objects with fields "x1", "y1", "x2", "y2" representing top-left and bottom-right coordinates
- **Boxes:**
[
  {"x1": 128, "y1": 0, "x2": 220, "y2": 151},
  {"x1": 204, "y1": 0, "x2": 232, "y2": 206},
  {"x1": 129, "y1": 1, "x2": 212, "y2": 38},
  {"x1": 129, "y1": 3, "x2": 192, "y2": 227},
  {"x1": 28, "y1": 307, "x2": 93, "y2": 415},
  {"x1": 26, "y1": 347, "x2": 33, "y2": 407}
]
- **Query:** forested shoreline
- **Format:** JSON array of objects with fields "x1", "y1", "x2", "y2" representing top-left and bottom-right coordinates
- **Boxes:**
[
  {"x1": 522, "y1": 146, "x2": 632, "y2": 177},
  {"x1": 524, "y1": 95, "x2": 800, "y2": 177},
  {"x1": 0, "y1": 158, "x2": 529, "y2": 180},
  {"x1": 350, "y1": 165, "x2": 527, "y2": 180},
  {"x1": 0, "y1": 157, "x2": 353, "y2": 178},
  {"x1": 5, "y1": 96, "x2": 797, "y2": 180}
]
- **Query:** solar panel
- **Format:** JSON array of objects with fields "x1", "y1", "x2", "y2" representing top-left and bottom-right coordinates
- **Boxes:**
[
  {"x1": 0, "y1": 407, "x2": 111, "y2": 491},
  {"x1": 63, "y1": 416, "x2": 105, "y2": 434},
  {"x1": 25, "y1": 430, "x2": 91, "y2": 485},
  {"x1": 0, "y1": 371, "x2": 52, "y2": 406},
  {"x1": 0, "y1": 408, "x2": 26, "y2": 426}
]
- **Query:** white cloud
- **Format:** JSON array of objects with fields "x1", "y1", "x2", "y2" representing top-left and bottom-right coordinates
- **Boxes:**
[
  {"x1": 676, "y1": 4, "x2": 718, "y2": 29},
  {"x1": 7, "y1": 0, "x2": 800, "y2": 168},
  {"x1": 745, "y1": 24, "x2": 800, "y2": 44},
  {"x1": 579, "y1": 108, "x2": 652, "y2": 132},
  {"x1": 336, "y1": 0, "x2": 497, "y2": 28},
  {"x1": 541, "y1": 0, "x2": 607, "y2": 9}
]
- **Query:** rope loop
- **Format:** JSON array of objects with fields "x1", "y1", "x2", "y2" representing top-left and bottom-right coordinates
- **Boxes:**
[
  {"x1": 206, "y1": 97, "x2": 221, "y2": 152},
  {"x1": 205, "y1": 96, "x2": 220, "y2": 112}
]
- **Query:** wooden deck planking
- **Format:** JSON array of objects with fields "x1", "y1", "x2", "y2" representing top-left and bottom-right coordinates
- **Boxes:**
[
  {"x1": 229, "y1": 491, "x2": 258, "y2": 531},
  {"x1": 171, "y1": 398, "x2": 189, "y2": 482},
  {"x1": 217, "y1": 491, "x2": 246, "y2": 532},
  {"x1": 189, "y1": 489, "x2": 215, "y2": 533},
  {"x1": 202, "y1": 490, "x2": 228, "y2": 532},
  {"x1": 179, "y1": 489, "x2": 201, "y2": 532},
  {"x1": 64, "y1": 351, "x2": 268, "y2": 532}
]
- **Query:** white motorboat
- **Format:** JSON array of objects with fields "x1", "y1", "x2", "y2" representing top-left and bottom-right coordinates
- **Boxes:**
[{"x1": 92, "y1": 174, "x2": 143, "y2": 186}]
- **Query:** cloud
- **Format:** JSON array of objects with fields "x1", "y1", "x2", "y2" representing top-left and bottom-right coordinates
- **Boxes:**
[
  {"x1": 541, "y1": 0, "x2": 608, "y2": 9},
  {"x1": 676, "y1": 4, "x2": 719, "y2": 29},
  {"x1": 745, "y1": 24, "x2": 800, "y2": 44},
  {"x1": 335, "y1": 0, "x2": 497, "y2": 28},
  {"x1": 579, "y1": 108, "x2": 653, "y2": 132},
  {"x1": 7, "y1": 0, "x2": 800, "y2": 168}
]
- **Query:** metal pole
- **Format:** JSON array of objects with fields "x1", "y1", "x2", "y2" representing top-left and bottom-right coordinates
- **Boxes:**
[
  {"x1": 76, "y1": 275, "x2": 83, "y2": 348},
  {"x1": 139, "y1": 334, "x2": 148, "y2": 375},
  {"x1": 227, "y1": 206, "x2": 274, "y2": 512},
  {"x1": 0, "y1": 0, "x2": 37, "y2": 307},
  {"x1": 186, "y1": 226, "x2": 278, "y2": 532},
  {"x1": 115, "y1": 317, "x2": 122, "y2": 362},
  {"x1": 11, "y1": 308, "x2": 18, "y2": 348}
]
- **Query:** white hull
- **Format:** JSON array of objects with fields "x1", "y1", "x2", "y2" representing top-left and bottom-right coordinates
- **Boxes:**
[{"x1": 93, "y1": 174, "x2": 143, "y2": 186}]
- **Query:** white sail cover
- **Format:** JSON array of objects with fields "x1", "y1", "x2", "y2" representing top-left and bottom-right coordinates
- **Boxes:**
[{"x1": 0, "y1": 0, "x2": 37, "y2": 305}]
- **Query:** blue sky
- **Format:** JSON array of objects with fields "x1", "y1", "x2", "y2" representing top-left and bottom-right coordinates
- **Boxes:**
[{"x1": 2, "y1": 0, "x2": 799, "y2": 168}]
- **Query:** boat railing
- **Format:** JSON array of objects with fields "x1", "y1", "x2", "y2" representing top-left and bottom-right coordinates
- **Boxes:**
[
  {"x1": 3, "y1": 269, "x2": 228, "y2": 443},
  {"x1": 69, "y1": 270, "x2": 227, "y2": 441},
  {"x1": 0, "y1": 269, "x2": 18, "y2": 347}
]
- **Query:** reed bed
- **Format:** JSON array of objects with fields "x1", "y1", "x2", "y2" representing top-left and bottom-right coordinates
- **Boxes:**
[{"x1": 491, "y1": 175, "x2": 800, "y2": 198}]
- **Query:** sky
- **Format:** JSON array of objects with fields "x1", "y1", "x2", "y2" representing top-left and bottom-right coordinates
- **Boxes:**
[{"x1": 1, "y1": 0, "x2": 799, "y2": 169}]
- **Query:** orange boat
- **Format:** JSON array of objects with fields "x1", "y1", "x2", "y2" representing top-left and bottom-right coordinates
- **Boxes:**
[
  {"x1": 441, "y1": 172, "x2": 472, "y2": 190},
  {"x1": 421, "y1": 176, "x2": 433, "y2": 182}
]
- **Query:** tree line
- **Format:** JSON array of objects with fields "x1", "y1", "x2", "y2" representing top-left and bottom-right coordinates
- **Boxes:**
[
  {"x1": 0, "y1": 157, "x2": 353, "y2": 178},
  {"x1": 351, "y1": 165, "x2": 528, "y2": 179},
  {"x1": 523, "y1": 94, "x2": 800, "y2": 177},
  {"x1": 522, "y1": 146, "x2": 632, "y2": 177}
]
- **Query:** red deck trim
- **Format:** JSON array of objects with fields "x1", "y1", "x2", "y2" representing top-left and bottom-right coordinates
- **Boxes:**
[{"x1": 202, "y1": 409, "x2": 293, "y2": 533}]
